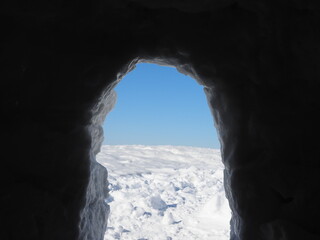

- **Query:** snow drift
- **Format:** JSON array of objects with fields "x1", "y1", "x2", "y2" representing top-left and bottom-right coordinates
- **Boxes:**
[{"x1": 97, "y1": 145, "x2": 231, "y2": 240}]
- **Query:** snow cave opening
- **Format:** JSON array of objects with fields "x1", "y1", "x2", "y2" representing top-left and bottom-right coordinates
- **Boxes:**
[{"x1": 96, "y1": 63, "x2": 231, "y2": 239}]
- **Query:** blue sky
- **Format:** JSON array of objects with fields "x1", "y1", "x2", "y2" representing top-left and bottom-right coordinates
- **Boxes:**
[{"x1": 103, "y1": 63, "x2": 220, "y2": 148}]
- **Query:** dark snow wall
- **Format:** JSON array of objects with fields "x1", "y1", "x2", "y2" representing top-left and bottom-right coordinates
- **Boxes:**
[{"x1": 1, "y1": 1, "x2": 320, "y2": 239}]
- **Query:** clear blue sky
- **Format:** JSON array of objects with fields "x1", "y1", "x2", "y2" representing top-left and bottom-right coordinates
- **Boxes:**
[{"x1": 103, "y1": 63, "x2": 220, "y2": 148}]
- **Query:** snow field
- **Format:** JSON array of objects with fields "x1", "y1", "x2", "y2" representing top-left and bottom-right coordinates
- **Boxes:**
[{"x1": 96, "y1": 145, "x2": 231, "y2": 240}]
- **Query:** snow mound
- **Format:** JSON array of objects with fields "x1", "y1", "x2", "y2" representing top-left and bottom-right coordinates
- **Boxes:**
[{"x1": 97, "y1": 145, "x2": 231, "y2": 240}]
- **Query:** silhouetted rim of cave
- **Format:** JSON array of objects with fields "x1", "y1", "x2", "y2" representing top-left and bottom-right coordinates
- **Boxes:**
[{"x1": 2, "y1": 1, "x2": 319, "y2": 240}]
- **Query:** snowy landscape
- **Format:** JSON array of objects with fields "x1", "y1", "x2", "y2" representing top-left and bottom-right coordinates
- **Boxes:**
[{"x1": 97, "y1": 145, "x2": 231, "y2": 240}]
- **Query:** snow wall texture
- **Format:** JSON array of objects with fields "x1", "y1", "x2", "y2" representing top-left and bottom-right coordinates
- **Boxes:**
[{"x1": 1, "y1": 0, "x2": 320, "y2": 240}]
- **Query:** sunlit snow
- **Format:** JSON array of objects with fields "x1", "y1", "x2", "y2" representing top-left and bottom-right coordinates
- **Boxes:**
[{"x1": 97, "y1": 145, "x2": 231, "y2": 240}]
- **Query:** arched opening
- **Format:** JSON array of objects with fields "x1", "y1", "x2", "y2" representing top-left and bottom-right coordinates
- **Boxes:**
[
  {"x1": 103, "y1": 63, "x2": 219, "y2": 148},
  {"x1": 96, "y1": 63, "x2": 231, "y2": 239}
]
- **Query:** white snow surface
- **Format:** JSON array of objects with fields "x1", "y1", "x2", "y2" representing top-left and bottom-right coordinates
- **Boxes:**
[{"x1": 96, "y1": 145, "x2": 231, "y2": 240}]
